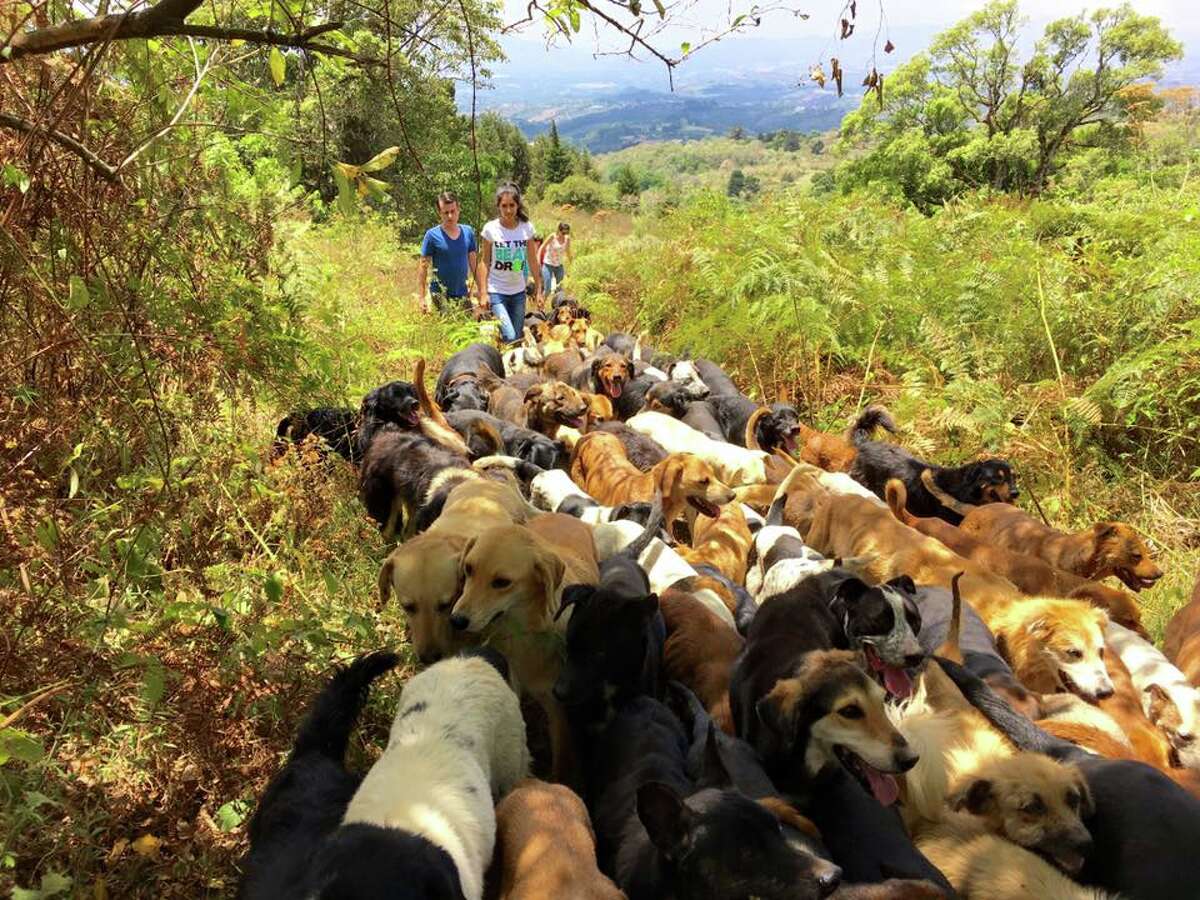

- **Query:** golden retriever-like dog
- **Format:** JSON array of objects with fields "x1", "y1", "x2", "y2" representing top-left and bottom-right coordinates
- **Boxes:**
[
  {"x1": 677, "y1": 501, "x2": 754, "y2": 585},
  {"x1": 449, "y1": 513, "x2": 599, "y2": 784},
  {"x1": 943, "y1": 492, "x2": 1163, "y2": 592},
  {"x1": 377, "y1": 477, "x2": 536, "y2": 665},
  {"x1": 570, "y1": 431, "x2": 735, "y2": 537},
  {"x1": 523, "y1": 381, "x2": 590, "y2": 437},
  {"x1": 492, "y1": 778, "x2": 625, "y2": 900},
  {"x1": 885, "y1": 479, "x2": 1146, "y2": 636}
]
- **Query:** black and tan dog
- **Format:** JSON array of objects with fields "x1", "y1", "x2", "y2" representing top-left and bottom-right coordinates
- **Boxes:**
[
  {"x1": 435, "y1": 343, "x2": 505, "y2": 412},
  {"x1": 356, "y1": 379, "x2": 421, "y2": 459},
  {"x1": 850, "y1": 424, "x2": 1018, "y2": 525},
  {"x1": 273, "y1": 407, "x2": 358, "y2": 462}
]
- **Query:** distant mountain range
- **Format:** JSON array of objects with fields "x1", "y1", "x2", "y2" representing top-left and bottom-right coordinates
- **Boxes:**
[{"x1": 471, "y1": 24, "x2": 1200, "y2": 154}]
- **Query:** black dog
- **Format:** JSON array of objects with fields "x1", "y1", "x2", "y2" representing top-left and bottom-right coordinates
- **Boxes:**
[
  {"x1": 237, "y1": 650, "x2": 403, "y2": 899},
  {"x1": 702, "y1": 395, "x2": 803, "y2": 452},
  {"x1": 273, "y1": 407, "x2": 358, "y2": 462},
  {"x1": 939, "y1": 658, "x2": 1200, "y2": 900},
  {"x1": 693, "y1": 358, "x2": 740, "y2": 397},
  {"x1": 358, "y1": 431, "x2": 470, "y2": 538},
  {"x1": 850, "y1": 425, "x2": 1018, "y2": 525},
  {"x1": 446, "y1": 409, "x2": 566, "y2": 470},
  {"x1": 588, "y1": 696, "x2": 844, "y2": 900},
  {"x1": 644, "y1": 380, "x2": 692, "y2": 418},
  {"x1": 555, "y1": 500, "x2": 666, "y2": 738},
  {"x1": 357, "y1": 379, "x2": 421, "y2": 460},
  {"x1": 436, "y1": 343, "x2": 504, "y2": 412}
]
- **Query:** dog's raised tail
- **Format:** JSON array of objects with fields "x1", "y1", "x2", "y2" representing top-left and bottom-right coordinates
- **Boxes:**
[
  {"x1": 618, "y1": 490, "x2": 664, "y2": 561},
  {"x1": 936, "y1": 573, "x2": 966, "y2": 665},
  {"x1": 847, "y1": 405, "x2": 896, "y2": 447},
  {"x1": 291, "y1": 649, "x2": 399, "y2": 762},
  {"x1": 885, "y1": 478, "x2": 915, "y2": 526}
]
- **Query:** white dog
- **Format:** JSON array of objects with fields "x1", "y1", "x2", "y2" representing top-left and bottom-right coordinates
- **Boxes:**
[
  {"x1": 342, "y1": 651, "x2": 530, "y2": 900},
  {"x1": 626, "y1": 410, "x2": 771, "y2": 486}
]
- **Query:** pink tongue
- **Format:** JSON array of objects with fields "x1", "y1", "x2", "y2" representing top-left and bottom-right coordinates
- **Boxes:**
[
  {"x1": 883, "y1": 666, "x2": 913, "y2": 700},
  {"x1": 607, "y1": 383, "x2": 622, "y2": 398},
  {"x1": 864, "y1": 768, "x2": 900, "y2": 806}
]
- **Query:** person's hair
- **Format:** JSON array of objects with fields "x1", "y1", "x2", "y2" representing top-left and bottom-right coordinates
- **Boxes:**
[
  {"x1": 436, "y1": 191, "x2": 459, "y2": 209},
  {"x1": 493, "y1": 182, "x2": 529, "y2": 223},
  {"x1": 557, "y1": 222, "x2": 570, "y2": 234}
]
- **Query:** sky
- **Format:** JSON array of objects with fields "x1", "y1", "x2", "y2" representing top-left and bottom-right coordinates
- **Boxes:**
[{"x1": 490, "y1": 0, "x2": 1199, "y2": 91}]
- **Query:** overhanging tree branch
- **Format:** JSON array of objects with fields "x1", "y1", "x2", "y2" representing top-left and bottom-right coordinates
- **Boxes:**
[{"x1": 0, "y1": 111, "x2": 119, "y2": 181}]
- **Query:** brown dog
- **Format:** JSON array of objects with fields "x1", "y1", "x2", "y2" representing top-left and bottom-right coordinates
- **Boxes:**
[
  {"x1": 678, "y1": 502, "x2": 754, "y2": 585},
  {"x1": 660, "y1": 588, "x2": 744, "y2": 735},
  {"x1": 1164, "y1": 571, "x2": 1200, "y2": 686},
  {"x1": 570, "y1": 431, "x2": 735, "y2": 537},
  {"x1": 948, "y1": 495, "x2": 1163, "y2": 592},
  {"x1": 580, "y1": 391, "x2": 615, "y2": 430},
  {"x1": 541, "y1": 348, "x2": 586, "y2": 382},
  {"x1": 493, "y1": 778, "x2": 625, "y2": 900},
  {"x1": 450, "y1": 513, "x2": 599, "y2": 784},
  {"x1": 571, "y1": 352, "x2": 635, "y2": 401},
  {"x1": 1096, "y1": 645, "x2": 1175, "y2": 770},
  {"x1": 885, "y1": 479, "x2": 1147, "y2": 636},
  {"x1": 745, "y1": 407, "x2": 858, "y2": 473},
  {"x1": 377, "y1": 477, "x2": 535, "y2": 664},
  {"x1": 523, "y1": 381, "x2": 589, "y2": 437}
]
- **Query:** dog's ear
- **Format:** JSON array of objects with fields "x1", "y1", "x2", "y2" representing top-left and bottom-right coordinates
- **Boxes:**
[
  {"x1": 523, "y1": 383, "x2": 545, "y2": 405},
  {"x1": 756, "y1": 679, "x2": 800, "y2": 750},
  {"x1": 457, "y1": 535, "x2": 478, "y2": 572},
  {"x1": 532, "y1": 545, "x2": 566, "y2": 616},
  {"x1": 1072, "y1": 769, "x2": 1095, "y2": 819},
  {"x1": 377, "y1": 556, "x2": 395, "y2": 610},
  {"x1": 633, "y1": 592, "x2": 660, "y2": 618},
  {"x1": 950, "y1": 778, "x2": 994, "y2": 815},
  {"x1": 555, "y1": 583, "x2": 594, "y2": 622},
  {"x1": 637, "y1": 782, "x2": 694, "y2": 861},
  {"x1": 696, "y1": 721, "x2": 734, "y2": 789},
  {"x1": 1093, "y1": 522, "x2": 1121, "y2": 542},
  {"x1": 885, "y1": 574, "x2": 917, "y2": 596},
  {"x1": 830, "y1": 576, "x2": 870, "y2": 624},
  {"x1": 1145, "y1": 682, "x2": 1174, "y2": 725},
  {"x1": 1024, "y1": 617, "x2": 1053, "y2": 641}
]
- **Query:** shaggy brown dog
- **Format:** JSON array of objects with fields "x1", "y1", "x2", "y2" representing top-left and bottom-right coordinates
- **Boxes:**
[
  {"x1": 678, "y1": 501, "x2": 754, "y2": 585},
  {"x1": 570, "y1": 431, "x2": 735, "y2": 537},
  {"x1": 523, "y1": 381, "x2": 589, "y2": 437},
  {"x1": 885, "y1": 479, "x2": 1147, "y2": 636},
  {"x1": 1164, "y1": 571, "x2": 1200, "y2": 686},
  {"x1": 492, "y1": 778, "x2": 625, "y2": 900},
  {"x1": 947, "y1": 495, "x2": 1163, "y2": 592},
  {"x1": 660, "y1": 588, "x2": 744, "y2": 735}
]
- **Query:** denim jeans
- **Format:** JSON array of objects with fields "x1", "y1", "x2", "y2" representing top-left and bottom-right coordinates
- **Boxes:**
[
  {"x1": 542, "y1": 263, "x2": 565, "y2": 295},
  {"x1": 489, "y1": 290, "x2": 526, "y2": 342}
]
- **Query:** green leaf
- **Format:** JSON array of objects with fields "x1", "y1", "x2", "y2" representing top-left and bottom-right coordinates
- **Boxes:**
[
  {"x1": 269, "y1": 47, "x2": 286, "y2": 87},
  {"x1": 653, "y1": 0, "x2": 665, "y2": 17},
  {"x1": 359, "y1": 146, "x2": 400, "y2": 173},
  {"x1": 680, "y1": 41, "x2": 691, "y2": 55},
  {"x1": 3, "y1": 163, "x2": 30, "y2": 193},
  {"x1": 264, "y1": 572, "x2": 284, "y2": 604},
  {"x1": 629, "y1": 0, "x2": 641, "y2": 16},
  {"x1": 67, "y1": 467, "x2": 79, "y2": 500},
  {"x1": 0, "y1": 728, "x2": 45, "y2": 767},
  {"x1": 214, "y1": 798, "x2": 250, "y2": 832},
  {"x1": 333, "y1": 168, "x2": 357, "y2": 218},
  {"x1": 67, "y1": 276, "x2": 90, "y2": 310},
  {"x1": 569, "y1": 6, "x2": 581, "y2": 31},
  {"x1": 141, "y1": 658, "x2": 166, "y2": 710}
]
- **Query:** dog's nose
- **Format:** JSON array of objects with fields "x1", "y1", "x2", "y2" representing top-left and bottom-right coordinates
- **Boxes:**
[
  {"x1": 449, "y1": 614, "x2": 470, "y2": 632},
  {"x1": 903, "y1": 653, "x2": 925, "y2": 669},
  {"x1": 815, "y1": 863, "x2": 842, "y2": 897},
  {"x1": 895, "y1": 747, "x2": 920, "y2": 772},
  {"x1": 1094, "y1": 683, "x2": 1115, "y2": 700}
]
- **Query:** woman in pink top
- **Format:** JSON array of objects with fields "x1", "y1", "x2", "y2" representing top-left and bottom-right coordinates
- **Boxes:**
[{"x1": 539, "y1": 222, "x2": 572, "y2": 298}]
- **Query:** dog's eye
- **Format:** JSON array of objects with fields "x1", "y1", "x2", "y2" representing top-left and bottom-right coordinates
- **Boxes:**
[
  {"x1": 492, "y1": 577, "x2": 511, "y2": 589},
  {"x1": 838, "y1": 704, "x2": 864, "y2": 720},
  {"x1": 437, "y1": 600, "x2": 454, "y2": 612},
  {"x1": 1065, "y1": 648, "x2": 1083, "y2": 661},
  {"x1": 1097, "y1": 646, "x2": 1105, "y2": 659},
  {"x1": 699, "y1": 476, "x2": 710, "y2": 486},
  {"x1": 402, "y1": 604, "x2": 417, "y2": 614},
  {"x1": 1021, "y1": 795, "x2": 1047, "y2": 815},
  {"x1": 1065, "y1": 790, "x2": 1080, "y2": 809}
]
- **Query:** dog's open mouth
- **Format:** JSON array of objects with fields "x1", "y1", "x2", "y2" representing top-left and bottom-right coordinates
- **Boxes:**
[
  {"x1": 1058, "y1": 668, "x2": 1095, "y2": 700},
  {"x1": 835, "y1": 745, "x2": 899, "y2": 806},
  {"x1": 602, "y1": 376, "x2": 624, "y2": 399},
  {"x1": 1035, "y1": 845, "x2": 1087, "y2": 876},
  {"x1": 781, "y1": 427, "x2": 802, "y2": 454},
  {"x1": 1118, "y1": 568, "x2": 1160, "y2": 592},
  {"x1": 557, "y1": 410, "x2": 588, "y2": 428},
  {"x1": 688, "y1": 496, "x2": 721, "y2": 518},
  {"x1": 863, "y1": 644, "x2": 914, "y2": 700},
  {"x1": 401, "y1": 408, "x2": 421, "y2": 427}
]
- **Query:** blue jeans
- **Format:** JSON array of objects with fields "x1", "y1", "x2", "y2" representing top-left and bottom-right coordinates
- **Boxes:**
[
  {"x1": 489, "y1": 291, "x2": 526, "y2": 342},
  {"x1": 542, "y1": 263, "x2": 565, "y2": 295}
]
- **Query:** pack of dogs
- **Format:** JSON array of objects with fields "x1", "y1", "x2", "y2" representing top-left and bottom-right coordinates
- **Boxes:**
[{"x1": 254, "y1": 296, "x2": 1199, "y2": 898}]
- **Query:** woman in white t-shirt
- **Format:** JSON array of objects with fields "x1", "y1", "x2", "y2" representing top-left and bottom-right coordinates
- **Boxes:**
[
  {"x1": 477, "y1": 182, "x2": 541, "y2": 344},
  {"x1": 539, "y1": 221, "x2": 572, "y2": 297}
]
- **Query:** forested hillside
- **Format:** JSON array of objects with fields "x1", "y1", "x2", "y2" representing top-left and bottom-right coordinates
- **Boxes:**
[{"x1": 2, "y1": 0, "x2": 1198, "y2": 895}]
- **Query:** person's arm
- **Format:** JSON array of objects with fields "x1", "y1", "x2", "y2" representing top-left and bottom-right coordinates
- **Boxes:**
[
  {"x1": 565, "y1": 235, "x2": 573, "y2": 265},
  {"x1": 467, "y1": 248, "x2": 481, "y2": 308},
  {"x1": 477, "y1": 237, "x2": 492, "y2": 308},
  {"x1": 528, "y1": 234, "x2": 543, "y2": 302},
  {"x1": 416, "y1": 255, "x2": 431, "y2": 313}
]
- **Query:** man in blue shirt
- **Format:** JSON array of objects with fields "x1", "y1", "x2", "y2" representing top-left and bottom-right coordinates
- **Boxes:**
[{"x1": 417, "y1": 191, "x2": 481, "y2": 315}]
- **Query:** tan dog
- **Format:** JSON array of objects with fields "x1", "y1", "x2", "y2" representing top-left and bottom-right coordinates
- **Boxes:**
[
  {"x1": 450, "y1": 513, "x2": 599, "y2": 783},
  {"x1": 1096, "y1": 645, "x2": 1175, "y2": 770},
  {"x1": 797, "y1": 484, "x2": 1022, "y2": 608},
  {"x1": 570, "y1": 431, "x2": 735, "y2": 538},
  {"x1": 660, "y1": 588, "x2": 744, "y2": 735},
  {"x1": 493, "y1": 779, "x2": 625, "y2": 900},
  {"x1": 1164, "y1": 571, "x2": 1200, "y2": 686},
  {"x1": 580, "y1": 391, "x2": 615, "y2": 430},
  {"x1": 950, "y1": 497, "x2": 1163, "y2": 592},
  {"x1": 523, "y1": 381, "x2": 589, "y2": 437},
  {"x1": 973, "y1": 594, "x2": 1114, "y2": 702},
  {"x1": 377, "y1": 477, "x2": 535, "y2": 664},
  {"x1": 541, "y1": 348, "x2": 586, "y2": 381},
  {"x1": 678, "y1": 501, "x2": 753, "y2": 585},
  {"x1": 885, "y1": 479, "x2": 1146, "y2": 636}
]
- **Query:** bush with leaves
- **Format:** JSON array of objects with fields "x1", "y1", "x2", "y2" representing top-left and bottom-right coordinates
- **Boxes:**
[{"x1": 544, "y1": 174, "x2": 617, "y2": 212}]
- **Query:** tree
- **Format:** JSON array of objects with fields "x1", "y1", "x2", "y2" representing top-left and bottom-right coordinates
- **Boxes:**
[
  {"x1": 726, "y1": 168, "x2": 760, "y2": 198},
  {"x1": 729, "y1": 126, "x2": 747, "y2": 141},
  {"x1": 544, "y1": 121, "x2": 573, "y2": 185},
  {"x1": 809, "y1": 138, "x2": 825, "y2": 155},
  {"x1": 839, "y1": 1, "x2": 1182, "y2": 203},
  {"x1": 615, "y1": 164, "x2": 641, "y2": 197}
]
